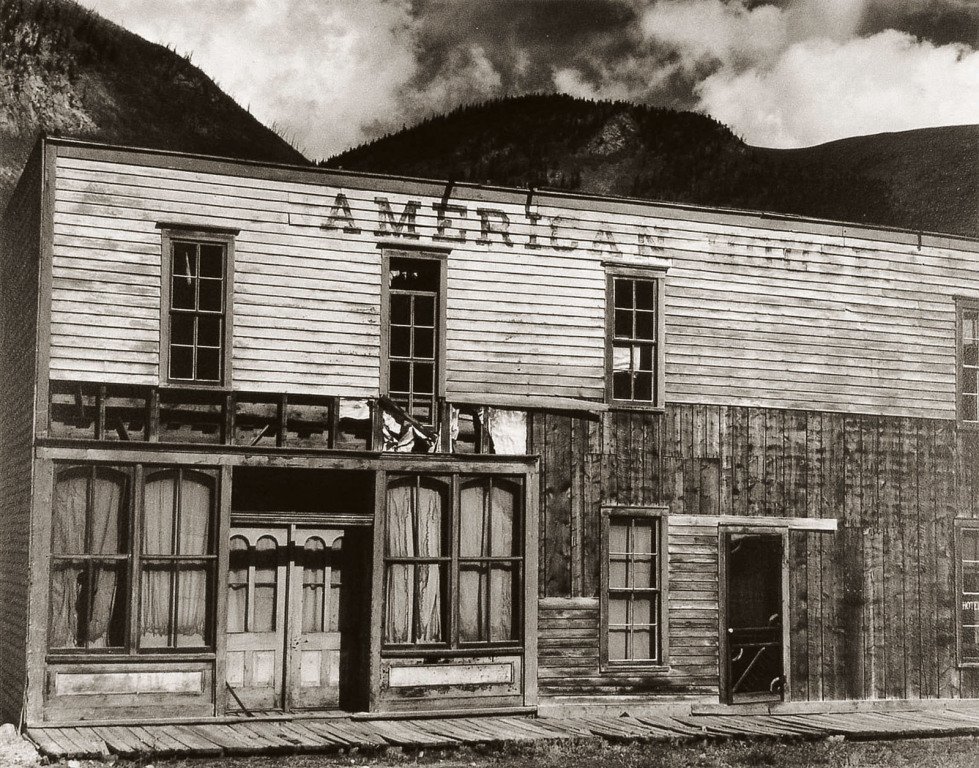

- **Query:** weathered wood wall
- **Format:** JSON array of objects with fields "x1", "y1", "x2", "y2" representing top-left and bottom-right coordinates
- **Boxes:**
[
  {"x1": 532, "y1": 406, "x2": 979, "y2": 701},
  {"x1": 0, "y1": 146, "x2": 42, "y2": 721},
  {"x1": 48, "y1": 143, "x2": 979, "y2": 418}
]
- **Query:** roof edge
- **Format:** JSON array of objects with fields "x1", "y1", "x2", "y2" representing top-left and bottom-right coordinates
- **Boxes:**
[{"x1": 41, "y1": 135, "x2": 979, "y2": 250}]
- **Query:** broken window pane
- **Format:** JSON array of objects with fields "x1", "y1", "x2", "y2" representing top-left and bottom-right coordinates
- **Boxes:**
[
  {"x1": 198, "y1": 244, "x2": 224, "y2": 278},
  {"x1": 390, "y1": 326, "x2": 411, "y2": 357},
  {"x1": 171, "y1": 275, "x2": 196, "y2": 309},
  {"x1": 614, "y1": 278, "x2": 633, "y2": 309},
  {"x1": 198, "y1": 278, "x2": 223, "y2": 312},
  {"x1": 172, "y1": 314, "x2": 195, "y2": 346},
  {"x1": 413, "y1": 327, "x2": 434, "y2": 359}
]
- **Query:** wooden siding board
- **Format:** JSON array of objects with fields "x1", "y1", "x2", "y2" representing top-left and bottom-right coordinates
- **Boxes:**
[
  {"x1": 534, "y1": 405, "x2": 979, "y2": 703},
  {"x1": 0, "y1": 146, "x2": 41, "y2": 722},
  {"x1": 46, "y1": 151, "x2": 979, "y2": 416}
]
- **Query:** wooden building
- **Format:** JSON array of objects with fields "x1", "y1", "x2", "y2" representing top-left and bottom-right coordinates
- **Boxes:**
[{"x1": 2, "y1": 136, "x2": 979, "y2": 726}]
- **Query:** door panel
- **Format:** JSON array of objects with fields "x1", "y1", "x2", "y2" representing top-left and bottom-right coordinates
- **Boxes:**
[
  {"x1": 225, "y1": 524, "x2": 365, "y2": 712},
  {"x1": 225, "y1": 527, "x2": 289, "y2": 712},
  {"x1": 288, "y1": 528, "x2": 345, "y2": 710},
  {"x1": 722, "y1": 530, "x2": 785, "y2": 704}
]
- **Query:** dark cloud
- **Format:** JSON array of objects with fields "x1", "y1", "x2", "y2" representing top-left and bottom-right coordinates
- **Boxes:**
[
  {"x1": 411, "y1": 0, "x2": 640, "y2": 92},
  {"x1": 863, "y1": 0, "x2": 979, "y2": 46}
]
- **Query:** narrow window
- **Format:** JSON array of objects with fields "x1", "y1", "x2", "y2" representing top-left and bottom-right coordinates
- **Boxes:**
[
  {"x1": 458, "y1": 477, "x2": 522, "y2": 643},
  {"x1": 959, "y1": 300, "x2": 979, "y2": 422},
  {"x1": 49, "y1": 467, "x2": 131, "y2": 650},
  {"x1": 960, "y1": 524, "x2": 979, "y2": 664},
  {"x1": 602, "y1": 509, "x2": 667, "y2": 666},
  {"x1": 302, "y1": 537, "x2": 328, "y2": 633},
  {"x1": 162, "y1": 231, "x2": 233, "y2": 384},
  {"x1": 383, "y1": 476, "x2": 449, "y2": 644},
  {"x1": 226, "y1": 535, "x2": 249, "y2": 633},
  {"x1": 607, "y1": 270, "x2": 664, "y2": 406},
  {"x1": 140, "y1": 469, "x2": 217, "y2": 649},
  {"x1": 384, "y1": 255, "x2": 443, "y2": 425}
]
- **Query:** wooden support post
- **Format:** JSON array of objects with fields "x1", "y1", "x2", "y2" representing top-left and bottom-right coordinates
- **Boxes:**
[
  {"x1": 328, "y1": 396, "x2": 340, "y2": 450},
  {"x1": 277, "y1": 393, "x2": 288, "y2": 448},
  {"x1": 95, "y1": 384, "x2": 107, "y2": 440},
  {"x1": 223, "y1": 391, "x2": 236, "y2": 446},
  {"x1": 146, "y1": 387, "x2": 160, "y2": 443}
]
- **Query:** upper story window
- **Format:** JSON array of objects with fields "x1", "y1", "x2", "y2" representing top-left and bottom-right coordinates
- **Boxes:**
[
  {"x1": 959, "y1": 300, "x2": 979, "y2": 422},
  {"x1": 383, "y1": 253, "x2": 445, "y2": 425},
  {"x1": 161, "y1": 228, "x2": 234, "y2": 385},
  {"x1": 607, "y1": 268, "x2": 665, "y2": 407}
]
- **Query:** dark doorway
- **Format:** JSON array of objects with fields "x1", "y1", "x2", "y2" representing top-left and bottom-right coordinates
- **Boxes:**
[{"x1": 721, "y1": 530, "x2": 786, "y2": 704}]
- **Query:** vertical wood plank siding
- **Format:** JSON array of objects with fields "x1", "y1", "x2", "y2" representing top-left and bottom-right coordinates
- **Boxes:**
[
  {"x1": 0, "y1": 149, "x2": 41, "y2": 721},
  {"x1": 533, "y1": 406, "x2": 979, "y2": 701},
  {"x1": 50, "y1": 149, "x2": 979, "y2": 416}
]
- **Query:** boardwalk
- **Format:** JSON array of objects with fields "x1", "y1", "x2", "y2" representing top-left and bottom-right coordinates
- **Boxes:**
[{"x1": 26, "y1": 706, "x2": 979, "y2": 760}]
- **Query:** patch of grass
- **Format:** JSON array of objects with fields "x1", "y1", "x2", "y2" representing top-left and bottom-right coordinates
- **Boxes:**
[{"x1": 139, "y1": 735, "x2": 979, "y2": 768}]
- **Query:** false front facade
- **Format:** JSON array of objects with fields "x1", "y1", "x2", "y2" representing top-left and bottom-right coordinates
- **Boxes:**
[{"x1": 2, "y1": 137, "x2": 979, "y2": 725}]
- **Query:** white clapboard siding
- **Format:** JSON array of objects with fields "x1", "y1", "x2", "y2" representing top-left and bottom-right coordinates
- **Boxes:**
[{"x1": 48, "y1": 145, "x2": 979, "y2": 418}]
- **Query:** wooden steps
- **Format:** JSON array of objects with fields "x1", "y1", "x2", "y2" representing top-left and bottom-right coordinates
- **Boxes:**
[{"x1": 27, "y1": 706, "x2": 979, "y2": 760}]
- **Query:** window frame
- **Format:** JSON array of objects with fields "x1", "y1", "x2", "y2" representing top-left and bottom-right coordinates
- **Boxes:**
[
  {"x1": 957, "y1": 298, "x2": 979, "y2": 426},
  {"x1": 47, "y1": 462, "x2": 220, "y2": 659},
  {"x1": 956, "y1": 519, "x2": 979, "y2": 667},
  {"x1": 138, "y1": 467, "x2": 220, "y2": 652},
  {"x1": 379, "y1": 249, "x2": 448, "y2": 425},
  {"x1": 381, "y1": 472, "x2": 525, "y2": 655},
  {"x1": 599, "y1": 505, "x2": 669, "y2": 671},
  {"x1": 159, "y1": 226, "x2": 236, "y2": 388},
  {"x1": 605, "y1": 266, "x2": 666, "y2": 410},
  {"x1": 48, "y1": 465, "x2": 134, "y2": 654}
]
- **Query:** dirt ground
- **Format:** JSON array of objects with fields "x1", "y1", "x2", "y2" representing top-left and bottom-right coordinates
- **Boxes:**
[{"x1": 126, "y1": 735, "x2": 979, "y2": 768}]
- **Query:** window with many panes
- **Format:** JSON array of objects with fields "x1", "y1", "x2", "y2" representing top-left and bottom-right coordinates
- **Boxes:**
[
  {"x1": 49, "y1": 463, "x2": 218, "y2": 653},
  {"x1": 383, "y1": 254, "x2": 444, "y2": 425},
  {"x1": 162, "y1": 230, "x2": 233, "y2": 384},
  {"x1": 383, "y1": 473, "x2": 523, "y2": 649},
  {"x1": 959, "y1": 300, "x2": 979, "y2": 422},
  {"x1": 607, "y1": 269, "x2": 665, "y2": 407},
  {"x1": 601, "y1": 508, "x2": 667, "y2": 667},
  {"x1": 958, "y1": 523, "x2": 979, "y2": 665}
]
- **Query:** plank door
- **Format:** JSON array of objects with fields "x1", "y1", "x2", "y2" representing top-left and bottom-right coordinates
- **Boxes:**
[
  {"x1": 287, "y1": 528, "x2": 346, "y2": 709},
  {"x1": 225, "y1": 526, "x2": 289, "y2": 711},
  {"x1": 721, "y1": 530, "x2": 787, "y2": 704}
]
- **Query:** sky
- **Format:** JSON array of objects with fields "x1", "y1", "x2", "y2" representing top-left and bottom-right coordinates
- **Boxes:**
[{"x1": 81, "y1": 0, "x2": 979, "y2": 160}]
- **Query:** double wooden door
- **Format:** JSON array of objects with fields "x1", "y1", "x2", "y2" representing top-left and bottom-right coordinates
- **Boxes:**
[{"x1": 225, "y1": 525, "x2": 363, "y2": 712}]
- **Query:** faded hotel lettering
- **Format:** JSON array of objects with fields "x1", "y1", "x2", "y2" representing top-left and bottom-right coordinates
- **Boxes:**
[{"x1": 316, "y1": 193, "x2": 667, "y2": 257}]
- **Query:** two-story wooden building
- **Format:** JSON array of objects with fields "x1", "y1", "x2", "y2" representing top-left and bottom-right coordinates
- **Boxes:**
[{"x1": 2, "y1": 136, "x2": 979, "y2": 726}]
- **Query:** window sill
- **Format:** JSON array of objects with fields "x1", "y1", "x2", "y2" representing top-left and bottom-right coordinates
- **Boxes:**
[
  {"x1": 47, "y1": 652, "x2": 216, "y2": 664},
  {"x1": 607, "y1": 402, "x2": 665, "y2": 413},
  {"x1": 599, "y1": 662, "x2": 672, "y2": 675},
  {"x1": 381, "y1": 646, "x2": 523, "y2": 659},
  {"x1": 958, "y1": 420, "x2": 979, "y2": 432}
]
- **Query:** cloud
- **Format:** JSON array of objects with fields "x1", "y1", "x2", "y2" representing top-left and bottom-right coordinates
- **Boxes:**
[
  {"x1": 82, "y1": 0, "x2": 979, "y2": 154},
  {"x1": 554, "y1": 0, "x2": 979, "y2": 147},
  {"x1": 697, "y1": 29, "x2": 979, "y2": 146},
  {"x1": 85, "y1": 0, "x2": 509, "y2": 159}
]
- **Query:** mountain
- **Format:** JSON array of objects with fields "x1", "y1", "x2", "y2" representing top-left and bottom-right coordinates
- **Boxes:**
[
  {"x1": 326, "y1": 95, "x2": 978, "y2": 239},
  {"x1": 0, "y1": 0, "x2": 305, "y2": 213},
  {"x1": 2, "y1": 3, "x2": 973, "y2": 239}
]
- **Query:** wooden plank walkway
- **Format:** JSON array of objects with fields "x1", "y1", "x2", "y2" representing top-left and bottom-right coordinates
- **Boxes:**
[{"x1": 26, "y1": 707, "x2": 979, "y2": 760}]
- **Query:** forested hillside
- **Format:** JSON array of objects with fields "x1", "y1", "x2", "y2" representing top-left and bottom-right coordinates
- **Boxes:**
[{"x1": 328, "y1": 95, "x2": 978, "y2": 238}]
